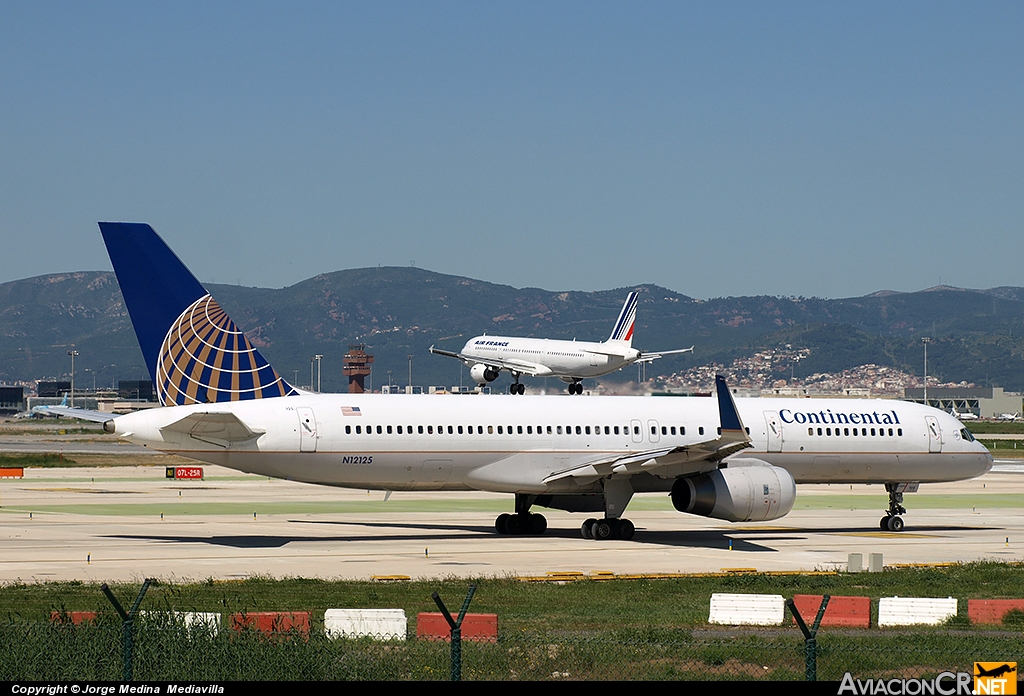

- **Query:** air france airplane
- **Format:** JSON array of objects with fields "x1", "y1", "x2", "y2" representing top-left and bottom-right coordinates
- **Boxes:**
[
  {"x1": 429, "y1": 291, "x2": 693, "y2": 394},
  {"x1": 95, "y1": 223, "x2": 991, "y2": 539}
]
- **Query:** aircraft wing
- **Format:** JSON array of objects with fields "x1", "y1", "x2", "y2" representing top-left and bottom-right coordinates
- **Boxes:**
[
  {"x1": 159, "y1": 411, "x2": 265, "y2": 447},
  {"x1": 31, "y1": 405, "x2": 117, "y2": 424},
  {"x1": 429, "y1": 346, "x2": 552, "y2": 377},
  {"x1": 542, "y1": 374, "x2": 750, "y2": 484},
  {"x1": 636, "y1": 346, "x2": 694, "y2": 363},
  {"x1": 428, "y1": 345, "x2": 462, "y2": 360}
]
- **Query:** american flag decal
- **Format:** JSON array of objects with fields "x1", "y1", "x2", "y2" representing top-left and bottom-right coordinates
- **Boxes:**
[{"x1": 341, "y1": 406, "x2": 362, "y2": 416}]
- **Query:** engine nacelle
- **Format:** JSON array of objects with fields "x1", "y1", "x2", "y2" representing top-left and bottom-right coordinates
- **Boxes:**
[
  {"x1": 671, "y1": 461, "x2": 796, "y2": 522},
  {"x1": 470, "y1": 363, "x2": 499, "y2": 384}
]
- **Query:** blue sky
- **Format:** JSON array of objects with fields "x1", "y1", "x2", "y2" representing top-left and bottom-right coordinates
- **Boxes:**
[{"x1": 2, "y1": 2, "x2": 1021, "y2": 298}]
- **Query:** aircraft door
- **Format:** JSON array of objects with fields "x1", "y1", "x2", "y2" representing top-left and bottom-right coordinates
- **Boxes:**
[
  {"x1": 764, "y1": 411, "x2": 783, "y2": 453},
  {"x1": 630, "y1": 419, "x2": 643, "y2": 444},
  {"x1": 297, "y1": 407, "x2": 318, "y2": 452},
  {"x1": 648, "y1": 420, "x2": 660, "y2": 443},
  {"x1": 925, "y1": 416, "x2": 942, "y2": 453}
]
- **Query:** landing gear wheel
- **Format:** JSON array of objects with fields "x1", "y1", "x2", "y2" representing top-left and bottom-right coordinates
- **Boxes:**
[
  {"x1": 528, "y1": 513, "x2": 547, "y2": 535},
  {"x1": 496, "y1": 513, "x2": 510, "y2": 534},
  {"x1": 509, "y1": 383, "x2": 517, "y2": 395},
  {"x1": 517, "y1": 383, "x2": 525, "y2": 395},
  {"x1": 594, "y1": 520, "x2": 615, "y2": 540},
  {"x1": 503, "y1": 514, "x2": 522, "y2": 535},
  {"x1": 581, "y1": 518, "x2": 597, "y2": 539},
  {"x1": 616, "y1": 518, "x2": 635, "y2": 540},
  {"x1": 886, "y1": 515, "x2": 905, "y2": 532},
  {"x1": 568, "y1": 382, "x2": 583, "y2": 395},
  {"x1": 879, "y1": 516, "x2": 890, "y2": 531}
]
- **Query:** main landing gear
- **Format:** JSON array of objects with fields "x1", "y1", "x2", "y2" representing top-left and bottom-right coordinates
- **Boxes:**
[
  {"x1": 494, "y1": 494, "x2": 547, "y2": 535},
  {"x1": 567, "y1": 381, "x2": 583, "y2": 395},
  {"x1": 580, "y1": 517, "x2": 635, "y2": 540},
  {"x1": 880, "y1": 482, "x2": 908, "y2": 532},
  {"x1": 508, "y1": 381, "x2": 525, "y2": 395}
]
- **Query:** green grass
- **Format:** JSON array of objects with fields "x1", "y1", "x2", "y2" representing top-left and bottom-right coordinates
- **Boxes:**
[
  {"x1": 5, "y1": 489, "x2": 1021, "y2": 518},
  {"x1": 965, "y1": 422, "x2": 1024, "y2": 435},
  {"x1": 2, "y1": 562, "x2": 1023, "y2": 629},
  {"x1": 0, "y1": 453, "x2": 77, "y2": 467}
]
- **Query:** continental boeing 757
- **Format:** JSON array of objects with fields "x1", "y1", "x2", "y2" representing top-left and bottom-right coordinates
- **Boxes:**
[
  {"x1": 86, "y1": 223, "x2": 990, "y2": 539},
  {"x1": 429, "y1": 291, "x2": 693, "y2": 394}
]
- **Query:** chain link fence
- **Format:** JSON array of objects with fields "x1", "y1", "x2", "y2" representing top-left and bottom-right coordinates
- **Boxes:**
[{"x1": 2, "y1": 621, "x2": 1020, "y2": 681}]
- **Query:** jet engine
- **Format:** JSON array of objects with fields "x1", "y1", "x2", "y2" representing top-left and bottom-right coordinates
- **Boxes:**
[
  {"x1": 470, "y1": 363, "x2": 500, "y2": 384},
  {"x1": 670, "y1": 460, "x2": 796, "y2": 522}
]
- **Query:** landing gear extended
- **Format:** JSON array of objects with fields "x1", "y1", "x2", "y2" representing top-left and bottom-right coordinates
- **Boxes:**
[
  {"x1": 880, "y1": 482, "x2": 908, "y2": 532},
  {"x1": 579, "y1": 517, "x2": 635, "y2": 540},
  {"x1": 494, "y1": 494, "x2": 546, "y2": 535},
  {"x1": 567, "y1": 381, "x2": 583, "y2": 395},
  {"x1": 508, "y1": 379, "x2": 525, "y2": 395}
]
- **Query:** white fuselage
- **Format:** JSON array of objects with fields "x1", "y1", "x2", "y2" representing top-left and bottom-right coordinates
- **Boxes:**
[
  {"x1": 460, "y1": 335, "x2": 639, "y2": 381},
  {"x1": 114, "y1": 393, "x2": 992, "y2": 496}
]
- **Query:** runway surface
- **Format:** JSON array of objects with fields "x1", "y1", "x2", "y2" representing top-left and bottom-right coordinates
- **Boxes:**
[{"x1": 1, "y1": 464, "x2": 1021, "y2": 583}]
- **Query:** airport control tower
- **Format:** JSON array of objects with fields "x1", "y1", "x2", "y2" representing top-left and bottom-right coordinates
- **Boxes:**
[{"x1": 343, "y1": 344, "x2": 374, "y2": 393}]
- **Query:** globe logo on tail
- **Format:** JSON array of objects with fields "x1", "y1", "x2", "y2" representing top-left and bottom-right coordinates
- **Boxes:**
[{"x1": 156, "y1": 295, "x2": 295, "y2": 405}]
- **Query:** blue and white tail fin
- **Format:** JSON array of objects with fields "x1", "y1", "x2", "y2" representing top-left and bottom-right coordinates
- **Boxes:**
[
  {"x1": 607, "y1": 291, "x2": 638, "y2": 344},
  {"x1": 99, "y1": 222, "x2": 296, "y2": 406}
]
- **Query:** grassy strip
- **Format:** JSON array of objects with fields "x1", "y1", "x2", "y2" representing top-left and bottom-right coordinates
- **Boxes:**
[
  {"x1": 5, "y1": 491, "x2": 1021, "y2": 517},
  {"x1": 0, "y1": 453, "x2": 76, "y2": 467},
  {"x1": 2, "y1": 563, "x2": 1023, "y2": 630},
  {"x1": 963, "y1": 422, "x2": 1024, "y2": 435}
]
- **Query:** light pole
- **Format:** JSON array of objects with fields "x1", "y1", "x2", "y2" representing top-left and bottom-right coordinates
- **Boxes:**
[
  {"x1": 387, "y1": 370, "x2": 392, "y2": 393},
  {"x1": 922, "y1": 337, "x2": 931, "y2": 406},
  {"x1": 407, "y1": 354, "x2": 413, "y2": 393},
  {"x1": 67, "y1": 349, "x2": 79, "y2": 407},
  {"x1": 314, "y1": 354, "x2": 323, "y2": 393}
]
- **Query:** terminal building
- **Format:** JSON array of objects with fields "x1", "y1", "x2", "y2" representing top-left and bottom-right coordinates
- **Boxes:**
[{"x1": 903, "y1": 386, "x2": 1022, "y2": 419}]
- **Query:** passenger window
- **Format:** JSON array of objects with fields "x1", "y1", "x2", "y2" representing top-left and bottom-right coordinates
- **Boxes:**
[
  {"x1": 698, "y1": 427, "x2": 704, "y2": 435},
  {"x1": 518, "y1": 426, "x2": 523, "y2": 434},
  {"x1": 670, "y1": 426, "x2": 676, "y2": 435},
  {"x1": 527, "y1": 426, "x2": 533, "y2": 434},
  {"x1": 448, "y1": 425, "x2": 453, "y2": 434},
  {"x1": 546, "y1": 426, "x2": 552, "y2": 434},
  {"x1": 844, "y1": 428, "x2": 849, "y2": 436},
  {"x1": 575, "y1": 425, "x2": 581, "y2": 435},
  {"x1": 557, "y1": 426, "x2": 563, "y2": 435},
  {"x1": 488, "y1": 426, "x2": 494, "y2": 434},
  {"x1": 457, "y1": 425, "x2": 463, "y2": 434},
  {"x1": 809, "y1": 428, "x2": 814, "y2": 436},
  {"x1": 898, "y1": 428, "x2": 903, "y2": 436},
  {"x1": 345, "y1": 425, "x2": 351, "y2": 434},
  {"x1": 634, "y1": 426, "x2": 640, "y2": 435},
  {"x1": 387, "y1": 425, "x2": 392, "y2": 434},
  {"x1": 497, "y1": 426, "x2": 503, "y2": 434},
  {"x1": 355, "y1": 425, "x2": 362, "y2": 434},
  {"x1": 427, "y1": 425, "x2": 433, "y2": 434},
  {"x1": 396, "y1": 425, "x2": 402, "y2": 434},
  {"x1": 418, "y1": 425, "x2": 424, "y2": 434}
]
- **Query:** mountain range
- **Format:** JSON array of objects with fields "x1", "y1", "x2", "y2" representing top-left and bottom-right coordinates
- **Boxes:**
[{"x1": 1, "y1": 269, "x2": 1023, "y2": 392}]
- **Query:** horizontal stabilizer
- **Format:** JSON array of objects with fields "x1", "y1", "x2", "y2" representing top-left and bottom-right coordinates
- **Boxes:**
[
  {"x1": 160, "y1": 411, "x2": 265, "y2": 447},
  {"x1": 31, "y1": 405, "x2": 116, "y2": 424}
]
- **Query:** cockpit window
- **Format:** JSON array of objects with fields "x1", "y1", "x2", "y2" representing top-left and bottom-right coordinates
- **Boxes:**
[{"x1": 960, "y1": 428, "x2": 976, "y2": 442}]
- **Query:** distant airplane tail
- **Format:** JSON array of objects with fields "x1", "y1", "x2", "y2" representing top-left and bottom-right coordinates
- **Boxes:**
[
  {"x1": 98, "y1": 222, "x2": 296, "y2": 406},
  {"x1": 607, "y1": 291, "x2": 638, "y2": 344}
]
